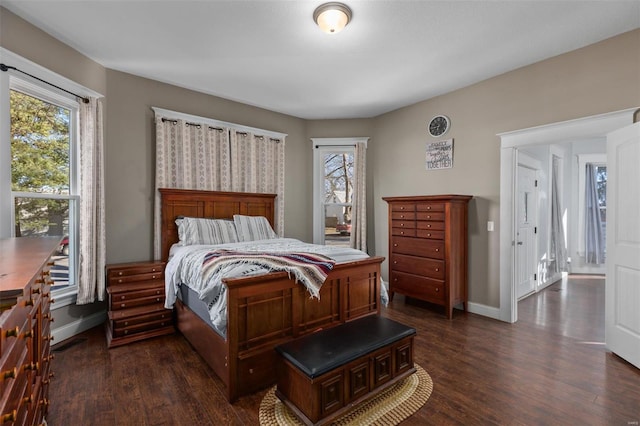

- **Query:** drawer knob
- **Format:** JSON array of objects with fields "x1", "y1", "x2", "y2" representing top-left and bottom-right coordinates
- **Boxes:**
[
  {"x1": 45, "y1": 335, "x2": 54, "y2": 342},
  {"x1": 427, "y1": 224, "x2": 431, "y2": 228},
  {"x1": 39, "y1": 398, "x2": 50, "y2": 408},
  {"x1": 400, "y1": 215, "x2": 404, "y2": 218},
  {"x1": 393, "y1": 261, "x2": 397, "y2": 264},
  {"x1": 427, "y1": 215, "x2": 431, "y2": 219},
  {"x1": 435, "y1": 248, "x2": 439, "y2": 252},
  {"x1": 47, "y1": 354, "x2": 55, "y2": 362},
  {"x1": 32, "y1": 287, "x2": 41, "y2": 294},
  {"x1": 121, "y1": 303, "x2": 126, "y2": 308},
  {"x1": 152, "y1": 268, "x2": 157, "y2": 272},
  {"x1": 118, "y1": 279, "x2": 123, "y2": 284},
  {"x1": 25, "y1": 299, "x2": 34, "y2": 306},
  {"x1": 249, "y1": 368, "x2": 254, "y2": 374},
  {"x1": 121, "y1": 296, "x2": 125, "y2": 300},
  {"x1": 152, "y1": 275, "x2": 157, "y2": 279},
  {"x1": 427, "y1": 206, "x2": 431, "y2": 210},
  {"x1": 118, "y1": 272, "x2": 123, "y2": 276},
  {"x1": 393, "y1": 243, "x2": 398, "y2": 247},
  {"x1": 435, "y1": 288, "x2": 440, "y2": 292},
  {"x1": 43, "y1": 270, "x2": 50, "y2": 277},
  {"x1": 22, "y1": 394, "x2": 33, "y2": 404},
  {"x1": 435, "y1": 268, "x2": 440, "y2": 272},
  {"x1": 50, "y1": 298, "x2": 56, "y2": 304},
  {"x1": 2, "y1": 368, "x2": 17, "y2": 380},
  {"x1": 156, "y1": 298, "x2": 161, "y2": 302},
  {"x1": 400, "y1": 223, "x2": 404, "y2": 227},
  {"x1": 5, "y1": 326, "x2": 19, "y2": 338},
  {"x1": 400, "y1": 231, "x2": 404, "y2": 235},
  {"x1": 24, "y1": 330, "x2": 34, "y2": 339},
  {"x1": 1, "y1": 410, "x2": 17, "y2": 423},
  {"x1": 393, "y1": 278, "x2": 398, "y2": 282},
  {"x1": 400, "y1": 206, "x2": 405, "y2": 210},
  {"x1": 124, "y1": 321, "x2": 129, "y2": 326},
  {"x1": 427, "y1": 233, "x2": 431, "y2": 237},
  {"x1": 23, "y1": 362, "x2": 38, "y2": 371}
]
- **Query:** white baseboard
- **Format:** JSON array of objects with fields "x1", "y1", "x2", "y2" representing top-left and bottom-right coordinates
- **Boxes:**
[
  {"x1": 467, "y1": 302, "x2": 501, "y2": 320},
  {"x1": 51, "y1": 310, "x2": 107, "y2": 343}
]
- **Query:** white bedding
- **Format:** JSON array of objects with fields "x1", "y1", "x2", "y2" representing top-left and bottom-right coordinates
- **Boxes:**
[{"x1": 164, "y1": 238, "x2": 388, "y2": 338}]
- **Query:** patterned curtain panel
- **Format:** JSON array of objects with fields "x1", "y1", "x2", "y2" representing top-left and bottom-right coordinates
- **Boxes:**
[
  {"x1": 230, "y1": 131, "x2": 285, "y2": 235},
  {"x1": 77, "y1": 97, "x2": 106, "y2": 304},
  {"x1": 350, "y1": 142, "x2": 367, "y2": 252},
  {"x1": 154, "y1": 117, "x2": 231, "y2": 258}
]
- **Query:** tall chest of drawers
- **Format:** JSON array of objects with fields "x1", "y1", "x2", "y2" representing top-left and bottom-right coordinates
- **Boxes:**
[
  {"x1": 0, "y1": 237, "x2": 58, "y2": 425},
  {"x1": 105, "y1": 261, "x2": 174, "y2": 348},
  {"x1": 383, "y1": 195, "x2": 472, "y2": 318}
]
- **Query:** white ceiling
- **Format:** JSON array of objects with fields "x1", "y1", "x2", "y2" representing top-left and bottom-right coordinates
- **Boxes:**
[{"x1": 3, "y1": 0, "x2": 639, "y2": 119}]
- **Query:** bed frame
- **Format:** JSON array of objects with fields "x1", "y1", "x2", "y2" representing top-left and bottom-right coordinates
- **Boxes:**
[{"x1": 159, "y1": 188, "x2": 384, "y2": 402}]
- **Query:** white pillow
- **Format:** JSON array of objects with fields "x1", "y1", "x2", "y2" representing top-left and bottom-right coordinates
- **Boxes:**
[
  {"x1": 233, "y1": 215, "x2": 278, "y2": 242},
  {"x1": 176, "y1": 217, "x2": 238, "y2": 245}
]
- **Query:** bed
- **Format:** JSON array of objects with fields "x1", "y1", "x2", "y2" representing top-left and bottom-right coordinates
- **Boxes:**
[{"x1": 159, "y1": 188, "x2": 385, "y2": 402}]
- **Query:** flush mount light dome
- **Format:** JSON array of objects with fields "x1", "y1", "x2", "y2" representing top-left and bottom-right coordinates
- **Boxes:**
[{"x1": 313, "y1": 2, "x2": 352, "y2": 34}]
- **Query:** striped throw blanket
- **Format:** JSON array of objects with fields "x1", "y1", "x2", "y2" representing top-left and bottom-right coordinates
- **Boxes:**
[{"x1": 202, "y1": 249, "x2": 336, "y2": 299}]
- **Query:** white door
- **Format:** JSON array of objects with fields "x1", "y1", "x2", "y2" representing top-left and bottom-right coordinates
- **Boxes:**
[
  {"x1": 606, "y1": 122, "x2": 640, "y2": 369},
  {"x1": 516, "y1": 164, "x2": 537, "y2": 299}
]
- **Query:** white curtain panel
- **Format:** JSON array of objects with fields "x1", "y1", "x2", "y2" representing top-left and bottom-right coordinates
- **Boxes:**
[
  {"x1": 230, "y1": 131, "x2": 285, "y2": 235},
  {"x1": 350, "y1": 142, "x2": 367, "y2": 252},
  {"x1": 154, "y1": 118, "x2": 231, "y2": 258},
  {"x1": 77, "y1": 97, "x2": 106, "y2": 304},
  {"x1": 550, "y1": 156, "x2": 568, "y2": 273},
  {"x1": 584, "y1": 163, "x2": 605, "y2": 264}
]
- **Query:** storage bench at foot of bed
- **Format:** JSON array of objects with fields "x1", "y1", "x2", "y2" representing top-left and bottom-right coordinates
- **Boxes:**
[{"x1": 274, "y1": 316, "x2": 416, "y2": 426}]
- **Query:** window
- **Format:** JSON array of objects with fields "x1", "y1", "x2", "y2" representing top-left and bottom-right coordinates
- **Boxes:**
[
  {"x1": 2, "y1": 69, "x2": 79, "y2": 295},
  {"x1": 576, "y1": 153, "x2": 606, "y2": 257},
  {"x1": 594, "y1": 165, "x2": 607, "y2": 233},
  {"x1": 312, "y1": 138, "x2": 367, "y2": 247}
]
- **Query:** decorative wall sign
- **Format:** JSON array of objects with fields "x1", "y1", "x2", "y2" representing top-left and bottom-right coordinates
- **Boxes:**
[{"x1": 426, "y1": 139, "x2": 454, "y2": 170}]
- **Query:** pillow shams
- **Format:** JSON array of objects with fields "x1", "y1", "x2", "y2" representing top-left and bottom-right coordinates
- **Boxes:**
[
  {"x1": 233, "y1": 215, "x2": 278, "y2": 242},
  {"x1": 176, "y1": 217, "x2": 238, "y2": 245}
]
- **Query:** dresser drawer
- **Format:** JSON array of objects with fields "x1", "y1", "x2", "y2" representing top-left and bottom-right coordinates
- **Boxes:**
[
  {"x1": 109, "y1": 271, "x2": 164, "y2": 285},
  {"x1": 391, "y1": 227, "x2": 416, "y2": 237},
  {"x1": 391, "y1": 236, "x2": 444, "y2": 260},
  {"x1": 390, "y1": 271, "x2": 445, "y2": 303},
  {"x1": 416, "y1": 203, "x2": 444, "y2": 212},
  {"x1": 113, "y1": 310, "x2": 172, "y2": 329},
  {"x1": 110, "y1": 287, "x2": 164, "y2": 303},
  {"x1": 109, "y1": 303, "x2": 168, "y2": 320},
  {"x1": 112, "y1": 318, "x2": 173, "y2": 338},
  {"x1": 390, "y1": 203, "x2": 415, "y2": 212},
  {"x1": 391, "y1": 212, "x2": 416, "y2": 221},
  {"x1": 416, "y1": 229, "x2": 444, "y2": 240},
  {"x1": 111, "y1": 294, "x2": 165, "y2": 311},
  {"x1": 390, "y1": 254, "x2": 445, "y2": 280},
  {"x1": 416, "y1": 221, "x2": 445, "y2": 231},
  {"x1": 416, "y1": 212, "x2": 445, "y2": 221},
  {"x1": 107, "y1": 263, "x2": 164, "y2": 279}
]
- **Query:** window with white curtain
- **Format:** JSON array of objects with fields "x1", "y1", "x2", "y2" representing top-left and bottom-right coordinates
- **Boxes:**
[
  {"x1": 577, "y1": 153, "x2": 607, "y2": 260},
  {"x1": 1, "y1": 70, "x2": 79, "y2": 298}
]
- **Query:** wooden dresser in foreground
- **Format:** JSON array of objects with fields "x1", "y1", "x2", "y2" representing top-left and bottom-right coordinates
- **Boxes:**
[
  {"x1": 0, "y1": 237, "x2": 58, "y2": 425},
  {"x1": 105, "y1": 261, "x2": 173, "y2": 348},
  {"x1": 383, "y1": 195, "x2": 472, "y2": 319}
]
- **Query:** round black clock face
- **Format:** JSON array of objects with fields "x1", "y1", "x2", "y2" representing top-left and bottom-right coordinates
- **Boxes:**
[{"x1": 429, "y1": 115, "x2": 450, "y2": 137}]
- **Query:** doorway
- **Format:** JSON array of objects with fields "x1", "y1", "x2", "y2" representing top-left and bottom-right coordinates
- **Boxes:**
[{"x1": 498, "y1": 108, "x2": 637, "y2": 323}]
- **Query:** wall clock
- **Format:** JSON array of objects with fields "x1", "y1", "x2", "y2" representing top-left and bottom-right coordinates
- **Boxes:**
[{"x1": 428, "y1": 115, "x2": 450, "y2": 137}]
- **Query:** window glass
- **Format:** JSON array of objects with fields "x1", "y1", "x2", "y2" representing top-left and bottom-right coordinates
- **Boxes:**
[{"x1": 322, "y1": 151, "x2": 353, "y2": 247}]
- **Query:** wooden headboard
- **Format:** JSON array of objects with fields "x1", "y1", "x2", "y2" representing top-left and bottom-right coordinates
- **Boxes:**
[{"x1": 158, "y1": 188, "x2": 277, "y2": 262}]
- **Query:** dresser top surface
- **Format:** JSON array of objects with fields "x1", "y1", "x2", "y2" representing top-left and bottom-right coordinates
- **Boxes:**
[
  {"x1": 382, "y1": 194, "x2": 473, "y2": 203},
  {"x1": 0, "y1": 237, "x2": 61, "y2": 294}
]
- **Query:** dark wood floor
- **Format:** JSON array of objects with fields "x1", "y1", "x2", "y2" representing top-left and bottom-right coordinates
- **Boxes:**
[{"x1": 48, "y1": 275, "x2": 640, "y2": 425}]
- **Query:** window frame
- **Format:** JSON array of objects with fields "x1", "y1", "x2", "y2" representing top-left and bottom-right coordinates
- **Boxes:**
[
  {"x1": 0, "y1": 49, "x2": 86, "y2": 307},
  {"x1": 311, "y1": 137, "x2": 367, "y2": 245}
]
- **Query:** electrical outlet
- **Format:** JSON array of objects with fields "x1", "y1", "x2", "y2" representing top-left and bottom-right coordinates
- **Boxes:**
[{"x1": 487, "y1": 221, "x2": 494, "y2": 232}]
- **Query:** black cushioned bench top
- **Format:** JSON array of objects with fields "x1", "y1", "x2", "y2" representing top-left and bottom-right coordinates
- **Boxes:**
[{"x1": 275, "y1": 315, "x2": 416, "y2": 379}]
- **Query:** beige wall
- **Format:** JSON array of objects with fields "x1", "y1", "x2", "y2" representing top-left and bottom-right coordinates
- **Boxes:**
[
  {"x1": 2, "y1": 5, "x2": 639, "y2": 321},
  {"x1": 370, "y1": 29, "x2": 640, "y2": 307}
]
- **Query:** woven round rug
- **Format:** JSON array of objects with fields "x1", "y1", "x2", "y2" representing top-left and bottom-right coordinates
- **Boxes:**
[{"x1": 258, "y1": 364, "x2": 433, "y2": 426}]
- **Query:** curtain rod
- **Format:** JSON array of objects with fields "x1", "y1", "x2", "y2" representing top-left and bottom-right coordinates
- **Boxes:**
[
  {"x1": 1, "y1": 63, "x2": 90, "y2": 104},
  {"x1": 161, "y1": 117, "x2": 280, "y2": 142}
]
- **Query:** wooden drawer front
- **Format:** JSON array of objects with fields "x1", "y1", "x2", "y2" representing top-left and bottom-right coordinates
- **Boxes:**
[
  {"x1": 113, "y1": 311, "x2": 172, "y2": 329},
  {"x1": 320, "y1": 373, "x2": 344, "y2": 418},
  {"x1": 391, "y1": 203, "x2": 415, "y2": 212},
  {"x1": 416, "y1": 220, "x2": 445, "y2": 231},
  {"x1": 416, "y1": 203, "x2": 444, "y2": 212},
  {"x1": 390, "y1": 271, "x2": 445, "y2": 303},
  {"x1": 391, "y1": 227, "x2": 416, "y2": 237},
  {"x1": 107, "y1": 263, "x2": 164, "y2": 279},
  {"x1": 0, "y1": 345, "x2": 28, "y2": 412},
  {"x1": 391, "y1": 254, "x2": 445, "y2": 279},
  {"x1": 112, "y1": 318, "x2": 172, "y2": 338},
  {"x1": 371, "y1": 347, "x2": 392, "y2": 389},
  {"x1": 111, "y1": 287, "x2": 164, "y2": 303},
  {"x1": 394, "y1": 338, "x2": 414, "y2": 375},
  {"x1": 109, "y1": 303, "x2": 167, "y2": 320},
  {"x1": 416, "y1": 211, "x2": 445, "y2": 221},
  {"x1": 391, "y1": 211, "x2": 416, "y2": 221},
  {"x1": 111, "y1": 294, "x2": 165, "y2": 311},
  {"x1": 416, "y1": 229, "x2": 445, "y2": 240},
  {"x1": 391, "y1": 220, "x2": 416, "y2": 230},
  {"x1": 391, "y1": 236, "x2": 444, "y2": 260},
  {"x1": 347, "y1": 360, "x2": 370, "y2": 402},
  {"x1": 109, "y1": 272, "x2": 163, "y2": 285}
]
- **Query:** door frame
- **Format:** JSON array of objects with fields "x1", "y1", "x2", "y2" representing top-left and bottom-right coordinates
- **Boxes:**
[{"x1": 497, "y1": 108, "x2": 637, "y2": 323}]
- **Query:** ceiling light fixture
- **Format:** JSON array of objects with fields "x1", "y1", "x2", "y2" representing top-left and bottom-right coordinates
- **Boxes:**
[{"x1": 313, "y1": 2, "x2": 352, "y2": 34}]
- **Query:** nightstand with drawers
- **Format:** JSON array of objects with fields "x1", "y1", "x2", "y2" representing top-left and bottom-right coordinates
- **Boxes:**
[{"x1": 105, "y1": 261, "x2": 174, "y2": 348}]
